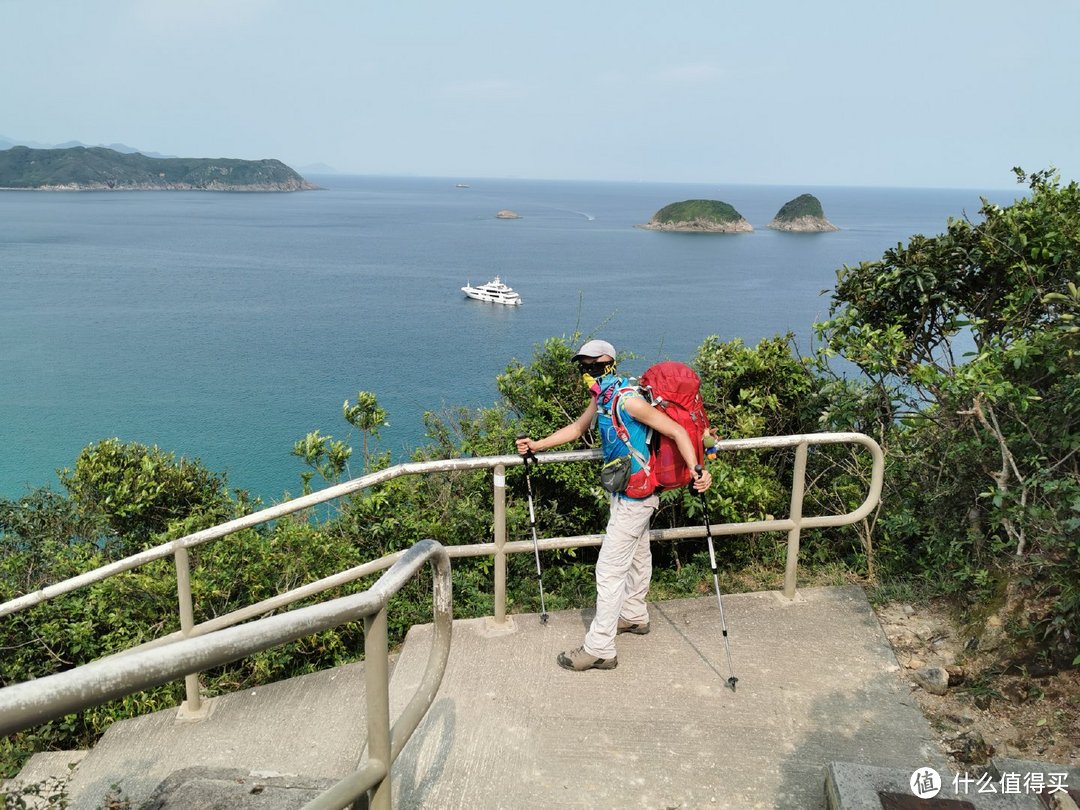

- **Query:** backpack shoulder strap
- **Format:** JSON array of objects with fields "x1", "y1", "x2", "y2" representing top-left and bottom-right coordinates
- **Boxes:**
[{"x1": 604, "y1": 381, "x2": 652, "y2": 473}]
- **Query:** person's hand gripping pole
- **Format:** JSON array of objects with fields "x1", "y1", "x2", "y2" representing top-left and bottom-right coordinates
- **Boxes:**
[
  {"x1": 516, "y1": 434, "x2": 549, "y2": 624},
  {"x1": 694, "y1": 464, "x2": 738, "y2": 691}
]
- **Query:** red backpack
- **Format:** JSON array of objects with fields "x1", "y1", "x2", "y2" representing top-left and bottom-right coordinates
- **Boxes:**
[{"x1": 638, "y1": 361, "x2": 710, "y2": 490}]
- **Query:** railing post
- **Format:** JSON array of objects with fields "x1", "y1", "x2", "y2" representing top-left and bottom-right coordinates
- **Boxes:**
[
  {"x1": 783, "y1": 441, "x2": 809, "y2": 599},
  {"x1": 493, "y1": 463, "x2": 507, "y2": 624},
  {"x1": 365, "y1": 605, "x2": 392, "y2": 810},
  {"x1": 174, "y1": 544, "x2": 201, "y2": 712}
]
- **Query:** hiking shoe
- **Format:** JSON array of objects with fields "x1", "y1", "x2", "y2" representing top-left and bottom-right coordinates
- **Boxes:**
[
  {"x1": 617, "y1": 618, "x2": 650, "y2": 635},
  {"x1": 557, "y1": 646, "x2": 617, "y2": 671}
]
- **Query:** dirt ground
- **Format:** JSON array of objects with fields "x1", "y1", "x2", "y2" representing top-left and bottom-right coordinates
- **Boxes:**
[{"x1": 874, "y1": 599, "x2": 1079, "y2": 773}]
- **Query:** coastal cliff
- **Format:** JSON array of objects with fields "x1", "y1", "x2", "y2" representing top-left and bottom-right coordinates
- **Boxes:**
[
  {"x1": 0, "y1": 146, "x2": 317, "y2": 191},
  {"x1": 766, "y1": 193, "x2": 838, "y2": 232},
  {"x1": 637, "y1": 199, "x2": 753, "y2": 233}
]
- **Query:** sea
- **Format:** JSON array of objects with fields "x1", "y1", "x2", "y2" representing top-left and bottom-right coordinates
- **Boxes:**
[{"x1": 0, "y1": 176, "x2": 1022, "y2": 504}]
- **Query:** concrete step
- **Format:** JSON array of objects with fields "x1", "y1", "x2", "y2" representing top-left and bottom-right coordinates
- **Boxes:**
[
  {"x1": 60, "y1": 660, "x2": 369, "y2": 810},
  {"x1": 134, "y1": 766, "x2": 340, "y2": 810},
  {"x1": 3, "y1": 750, "x2": 87, "y2": 808}
]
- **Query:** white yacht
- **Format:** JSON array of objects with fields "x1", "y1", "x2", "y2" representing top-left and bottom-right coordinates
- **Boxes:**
[{"x1": 461, "y1": 276, "x2": 522, "y2": 306}]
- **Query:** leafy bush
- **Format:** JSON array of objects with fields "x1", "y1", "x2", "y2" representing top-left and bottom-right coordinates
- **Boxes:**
[
  {"x1": 816, "y1": 167, "x2": 1080, "y2": 662},
  {"x1": 59, "y1": 438, "x2": 232, "y2": 555}
]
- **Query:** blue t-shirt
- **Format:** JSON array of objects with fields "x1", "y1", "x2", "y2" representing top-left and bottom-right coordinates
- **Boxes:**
[{"x1": 594, "y1": 375, "x2": 652, "y2": 477}]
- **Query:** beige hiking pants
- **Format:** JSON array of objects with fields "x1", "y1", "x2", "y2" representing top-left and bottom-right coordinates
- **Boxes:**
[{"x1": 583, "y1": 492, "x2": 659, "y2": 659}]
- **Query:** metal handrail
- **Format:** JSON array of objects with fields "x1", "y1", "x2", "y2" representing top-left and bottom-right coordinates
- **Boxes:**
[
  {"x1": 0, "y1": 432, "x2": 880, "y2": 617},
  {"x1": 0, "y1": 432, "x2": 883, "y2": 707},
  {"x1": 0, "y1": 538, "x2": 452, "y2": 810},
  {"x1": 0, "y1": 451, "x2": 590, "y2": 618},
  {"x1": 0, "y1": 453, "x2": 535, "y2": 617}
]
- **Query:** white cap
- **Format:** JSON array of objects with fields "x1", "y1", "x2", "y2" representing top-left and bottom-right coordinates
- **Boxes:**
[{"x1": 572, "y1": 339, "x2": 616, "y2": 362}]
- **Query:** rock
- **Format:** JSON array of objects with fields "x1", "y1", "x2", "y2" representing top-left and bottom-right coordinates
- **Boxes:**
[
  {"x1": 495, "y1": 210, "x2": 521, "y2": 219},
  {"x1": 1001, "y1": 681, "x2": 1029, "y2": 705},
  {"x1": 138, "y1": 766, "x2": 338, "y2": 810},
  {"x1": 639, "y1": 216, "x2": 753, "y2": 233},
  {"x1": 765, "y1": 214, "x2": 839, "y2": 232},
  {"x1": 934, "y1": 649, "x2": 958, "y2": 667},
  {"x1": 913, "y1": 665, "x2": 950, "y2": 695},
  {"x1": 906, "y1": 658, "x2": 927, "y2": 670},
  {"x1": 978, "y1": 620, "x2": 1005, "y2": 652},
  {"x1": 902, "y1": 604, "x2": 916, "y2": 617},
  {"x1": 913, "y1": 621, "x2": 947, "y2": 642},
  {"x1": 944, "y1": 665, "x2": 966, "y2": 685},
  {"x1": 948, "y1": 730, "x2": 995, "y2": 764},
  {"x1": 892, "y1": 628, "x2": 918, "y2": 647},
  {"x1": 944, "y1": 711, "x2": 975, "y2": 727}
]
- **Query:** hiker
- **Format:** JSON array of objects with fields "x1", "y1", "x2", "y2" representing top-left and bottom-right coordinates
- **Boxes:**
[{"x1": 515, "y1": 339, "x2": 712, "y2": 671}]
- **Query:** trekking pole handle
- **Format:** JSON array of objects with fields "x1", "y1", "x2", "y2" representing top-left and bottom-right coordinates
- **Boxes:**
[
  {"x1": 516, "y1": 433, "x2": 537, "y2": 464},
  {"x1": 693, "y1": 464, "x2": 712, "y2": 521}
]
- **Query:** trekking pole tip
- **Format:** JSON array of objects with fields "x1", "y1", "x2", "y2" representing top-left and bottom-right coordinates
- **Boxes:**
[
  {"x1": 727, "y1": 676, "x2": 738, "y2": 692},
  {"x1": 540, "y1": 613, "x2": 549, "y2": 624}
]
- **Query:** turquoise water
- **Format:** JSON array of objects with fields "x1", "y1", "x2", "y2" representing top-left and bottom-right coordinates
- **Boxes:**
[{"x1": 0, "y1": 176, "x2": 1020, "y2": 502}]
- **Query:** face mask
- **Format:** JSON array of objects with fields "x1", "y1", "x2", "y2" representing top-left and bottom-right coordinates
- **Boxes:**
[{"x1": 580, "y1": 360, "x2": 615, "y2": 395}]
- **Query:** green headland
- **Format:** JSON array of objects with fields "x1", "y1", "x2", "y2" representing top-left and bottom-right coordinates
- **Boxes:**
[{"x1": 0, "y1": 146, "x2": 316, "y2": 191}]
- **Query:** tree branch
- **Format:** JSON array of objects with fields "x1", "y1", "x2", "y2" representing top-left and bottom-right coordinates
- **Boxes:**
[{"x1": 966, "y1": 394, "x2": 1028, "y2": 556}]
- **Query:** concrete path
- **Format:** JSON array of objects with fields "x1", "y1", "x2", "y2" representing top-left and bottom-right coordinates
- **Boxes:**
[
  {"x1": 388, "y1": 586, "x2": 943, "y2": 809},
  {"x1": 14, "y1": 585, "x2": 946, "y2": 809}
]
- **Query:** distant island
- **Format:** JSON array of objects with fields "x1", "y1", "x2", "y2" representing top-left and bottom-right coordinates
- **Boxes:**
[
  {"x1": 766, "y1": 193, "x2": 838, "y2": 232},
  {"x1": 0, "y1": 146, "x2": 316, "y2": 191},
  {"x1": 637, "y1": 199, "x2": 752, "y2": 233},
  {"x1": 495, "y1": 209, "x2": 521, "y2": 219}
]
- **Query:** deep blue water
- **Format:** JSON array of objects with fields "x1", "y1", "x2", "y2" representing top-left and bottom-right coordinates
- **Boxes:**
[{"x1": 0, "y1": 176, "x2": 1021, "y2": 502}]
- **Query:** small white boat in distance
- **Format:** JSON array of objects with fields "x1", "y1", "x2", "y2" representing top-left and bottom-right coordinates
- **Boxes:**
[{"x1": 461, "y1": 276, "x2": 522, "y2": 306}]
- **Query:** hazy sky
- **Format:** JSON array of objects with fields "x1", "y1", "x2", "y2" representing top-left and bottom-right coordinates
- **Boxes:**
[{"x1": 3, "y1": 0, "x2": 1077, "y2": 189}]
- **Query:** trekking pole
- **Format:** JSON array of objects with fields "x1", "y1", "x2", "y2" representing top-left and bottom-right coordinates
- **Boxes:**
[
  {"x1": 517, "y1": 435, "x2": 549, "y2": 624},
  {"x1": 694, "y1": 464, "x2": 738, "y2": 691}
]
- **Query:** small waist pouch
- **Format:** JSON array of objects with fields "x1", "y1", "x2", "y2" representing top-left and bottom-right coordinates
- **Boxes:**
[{"x1": 600, "y1": 454, "x2": 632, "y2": 493}]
